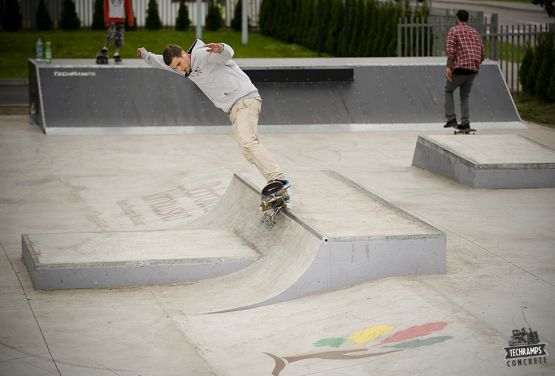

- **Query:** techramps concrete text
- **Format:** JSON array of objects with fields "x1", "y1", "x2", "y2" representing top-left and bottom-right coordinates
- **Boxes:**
[{"x1": 22, "y1": 171, "x2": 446, "y2": 313}]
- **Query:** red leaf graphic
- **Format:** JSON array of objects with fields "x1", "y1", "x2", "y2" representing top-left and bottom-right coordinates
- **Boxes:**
[{"x1": 381, "y1": 322, "x2": 447, "y2": 344}]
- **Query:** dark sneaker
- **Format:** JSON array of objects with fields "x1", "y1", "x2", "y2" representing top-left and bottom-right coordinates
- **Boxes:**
[
  {"x1": 457, "y1": 123, "x2": 471, "y2": 130},
  {"x1": 279, "y1": 179, "x2": 292, "y2": 207},
  {"x1": 114, "y1": 53, "x2": 122, "y2": 63},
  {"x1": 443, "y1": 119, "x2": 458, "y2": 128}
]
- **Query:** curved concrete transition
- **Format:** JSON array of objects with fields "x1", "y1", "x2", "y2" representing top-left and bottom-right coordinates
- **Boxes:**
[{"x1": 23, "y1": 172, "x2": 445, "y2": 313}]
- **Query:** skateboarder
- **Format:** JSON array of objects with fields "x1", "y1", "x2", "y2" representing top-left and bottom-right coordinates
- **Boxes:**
[
  {"x1": 443, "y1": 9, "x2": 485, "y2": 132},
  {"x1": 136, "y1": 40, "x2": 290, "y2": 204},
  {"x1": 97, "y1": 0, "x2": 134, "y2": 64}
]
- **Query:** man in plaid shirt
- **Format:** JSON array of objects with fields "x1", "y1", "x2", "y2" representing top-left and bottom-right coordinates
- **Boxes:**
[{"x1": 443, "y1": 9, "x2": 485, "y2": 130}]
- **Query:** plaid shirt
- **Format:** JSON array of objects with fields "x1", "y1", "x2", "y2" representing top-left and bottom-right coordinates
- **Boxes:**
[{"x1": 446, "y1": 22, "x2": 485, "y2": 72}]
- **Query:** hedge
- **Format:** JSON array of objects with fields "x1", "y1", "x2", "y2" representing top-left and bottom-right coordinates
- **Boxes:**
[
  {"x1": 520, "y1": 31, "x2": 555, "y2": 102},
  {"x1": 259, "y1": 0, "x2": 425, "y2": 57}
]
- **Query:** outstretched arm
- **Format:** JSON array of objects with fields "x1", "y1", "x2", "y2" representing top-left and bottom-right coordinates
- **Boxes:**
[{"x1": 137, "y1": 47, "x2": 184, "y2": 75}]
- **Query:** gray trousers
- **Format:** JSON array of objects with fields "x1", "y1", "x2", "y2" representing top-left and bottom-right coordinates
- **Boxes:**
[{"x1": 444, "y1": 73, "x2": 476, "y2": 124}]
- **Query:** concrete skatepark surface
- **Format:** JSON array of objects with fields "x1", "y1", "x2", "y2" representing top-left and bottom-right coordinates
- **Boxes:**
[{"x1": 1, "y1": 114, "x2": 554, "y2": 375}]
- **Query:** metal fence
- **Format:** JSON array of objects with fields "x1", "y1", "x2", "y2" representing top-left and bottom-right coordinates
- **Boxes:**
[
  {"x1": 397, "y1": 13, "x2": 555, "y2": 92},
  {"x1": 19, "y1": 0, "x2": 261, "y2": 29}
]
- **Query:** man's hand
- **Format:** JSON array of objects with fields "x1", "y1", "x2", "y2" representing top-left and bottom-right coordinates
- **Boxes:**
[
  {"x1": 445, "y1": 67, "x2": 453, "y2": 81},
  {"x1": 137, "y1": 47, "x2": 146, "y2": 58},
  {"x1": 205, "y1": 43, "x2": 223, "y2": 53}
]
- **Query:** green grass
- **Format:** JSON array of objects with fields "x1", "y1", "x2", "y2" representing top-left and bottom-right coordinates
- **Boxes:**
[
  {"x1": 0, "y1": 29, "x2": 324, "y2": 79},
  {"x1": 513, "y1": 93, "x2": 555, "y2": 128}
]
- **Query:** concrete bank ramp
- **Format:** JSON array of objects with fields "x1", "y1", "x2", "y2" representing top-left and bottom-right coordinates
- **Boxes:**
[
  {"x1": 29, "y1": 57, "x2": 523, "y2": 134},
  {"x1": 412, "y1": 134, "x2": 555, "y2": 188},
  {"x1": 22, "y1": 171, "x2": 445, "y2": 313}
]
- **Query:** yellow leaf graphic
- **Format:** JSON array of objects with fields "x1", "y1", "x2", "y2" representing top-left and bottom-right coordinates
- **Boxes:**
[{"x1": 350, "y1": 325, "x2": 394, "y2": 345}]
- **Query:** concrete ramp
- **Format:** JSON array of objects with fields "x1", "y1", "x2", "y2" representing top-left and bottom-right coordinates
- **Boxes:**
[
  {"x1": 412, "y1": 134, "x2": 555, "y2": 188},
  {"x1": 22, "y1": 172, "x2": 445, "y2": 313},
  {"x1": 29, "y1": 57, "x2": 522, "y2": 134}
]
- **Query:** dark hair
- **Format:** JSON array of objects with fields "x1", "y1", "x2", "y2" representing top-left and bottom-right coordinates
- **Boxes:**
[
  {"x1": 163, "y1": 44, "x2": 184, "y2": 65},
  {"x1": 456, "y1": 9, "x2": 469, "y2": 22}
]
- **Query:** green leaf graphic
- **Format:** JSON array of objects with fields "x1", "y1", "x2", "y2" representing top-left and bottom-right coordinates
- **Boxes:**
[{"x1": 313, "y1": 337, "x2": 346, "y2": 348}]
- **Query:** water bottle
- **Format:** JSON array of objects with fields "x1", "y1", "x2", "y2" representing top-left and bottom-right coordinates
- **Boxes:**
[
  {"x1": 45, "y1": 40, "x2": 52, "y2": 63},
  {"x1": 35, "y1": 38, "x2": 43, "y2": 62}
]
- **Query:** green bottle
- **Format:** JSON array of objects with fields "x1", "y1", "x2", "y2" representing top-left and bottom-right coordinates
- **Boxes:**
[{"x1": 45, "y1": 41, "x2": 52, "y2": 63}]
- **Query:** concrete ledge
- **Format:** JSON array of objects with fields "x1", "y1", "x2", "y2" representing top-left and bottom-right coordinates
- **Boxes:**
[
  {"x1": 412, "y1": 134, "x2": 555, "y2": 188},
  {"x1": 22, "y1": 230, "x2": 260, "y2": 290}
]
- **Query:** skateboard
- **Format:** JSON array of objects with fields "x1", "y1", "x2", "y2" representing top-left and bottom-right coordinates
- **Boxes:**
[
  {"x1": 96, "y1": 47, "x2": 108, "y2": 64},
  {"x1": 260, "y1": 180, "x2": 288, "y2": 230},
  {"x1": 454, "y1": 127, "x2": 476, "y2": 135}
]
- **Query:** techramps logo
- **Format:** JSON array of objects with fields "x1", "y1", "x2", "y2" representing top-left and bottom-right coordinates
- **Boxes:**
[
  {"x1": 53, "y1": 71, "x2": 97, "y2": 77},
  {"x1": 264, "y1": 321, "x2": 453, "y2": 376},
  {"x1": 504, "y1": 327, "x2": 549, "y2": 368}
]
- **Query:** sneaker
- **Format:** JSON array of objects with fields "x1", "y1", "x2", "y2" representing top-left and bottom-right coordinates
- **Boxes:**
[
  {"x1": 457, "y1": 123, "x2": 471, "y2": 130},
  {"x1": 114, "y1": 53, "x2": 122, "y2": 63},
  {"x1": 443, "y1": 119, "x2": 457, "y2": 128},
  {"x1": 279, "y1": 179, "x2": 292, "y2": 207},
  {"x1": 279, "y1": 179, "x2": 290, "y2": 189}
]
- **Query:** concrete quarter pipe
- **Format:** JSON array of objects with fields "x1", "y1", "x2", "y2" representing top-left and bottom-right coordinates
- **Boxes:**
[{"x1": 23, "y1": 171, "x2": 446, "y2": 313}]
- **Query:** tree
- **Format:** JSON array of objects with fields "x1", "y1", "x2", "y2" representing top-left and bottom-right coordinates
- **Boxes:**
[
  {"x1": 205, "y1": 0, "x2": 223, "y2": 31},
  {"x1": 36, "y1": 0, "x2": 53, "y2": 31},
  {"x1": 60, "y1": 0, "x2": 81, "y2": 30},
  {"x1": 519, "y1": 47, "x2": 533, "y2": 94},
  {"x1": 3, "y1": 0, "x2": 22, "y2": 31},
  {"x1": 534, "y1": 32, "x2": 554, "y2": 101},
  {"x1": 145, "y1": 0, "x2": 162, "y2": 30},
  {"x1": 325, "y1": 0, "x2": 343, "y2": 55},
  {"x1": 547, "y1": 64, "x2": 555, "y2": 102},
  {"x1": 92, "y1": 0, "x2": 104, "y2": 30},
  {"x1": 175, "y1": 0, "x2": 190, "y2": 31},
  {"x1": 231, "y1": 0, "x2": 250, "y2": 31}
]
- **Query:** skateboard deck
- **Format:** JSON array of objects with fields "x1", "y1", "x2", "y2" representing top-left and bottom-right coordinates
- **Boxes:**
[
  {"x1": 260, "y1": 181, "x2": 288, "y2": 230},
  {"x1": 96, "y1": 48, "x2": 108, "y2": 65},
  {"x1": 454, "y1": 127, "x2": 476, "y2": 135}
]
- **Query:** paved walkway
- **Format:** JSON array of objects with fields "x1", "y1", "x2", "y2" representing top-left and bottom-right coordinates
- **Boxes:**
[{"x1": 0, "y1": 115, "x2": 553, "y2": 375}]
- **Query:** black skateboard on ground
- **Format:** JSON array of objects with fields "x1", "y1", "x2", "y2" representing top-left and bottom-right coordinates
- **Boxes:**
[
  {"x1": 96, "y1": 47, "x2": 108, "y2": 65},
  {"x1": 454, "y1": 126, "x2": 477, "y2": 135},
  {"x1": 260, "y1": 180, "x2": 288, "y2": 230}
]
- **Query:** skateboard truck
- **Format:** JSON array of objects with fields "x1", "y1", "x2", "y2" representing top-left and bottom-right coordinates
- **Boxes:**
[{"x1": 260, "y1": 181, "x2": 287, "y2": 230}]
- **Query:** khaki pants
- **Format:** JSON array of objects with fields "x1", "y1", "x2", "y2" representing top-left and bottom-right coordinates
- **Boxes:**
[{"x1": 230, "y1": 97, "x2": 286, "y2": 182}]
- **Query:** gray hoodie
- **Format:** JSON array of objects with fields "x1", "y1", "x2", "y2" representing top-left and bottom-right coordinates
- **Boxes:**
[{"x1": 140, "y1": 40, "x2": 259, "y2": 113}]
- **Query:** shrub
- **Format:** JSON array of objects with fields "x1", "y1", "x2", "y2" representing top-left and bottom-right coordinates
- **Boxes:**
[
  {"x1": 519, "y1": 47, "x2": 533, "y2": 93},
  {"x1": 92, "y1": 0, "x2": 104, "y2": 30},
  {"x1": 36, "y1": 0, "x2": 53, "y2": 31},
  {"x1": 3, "y1": 0, "x2": 22, "y2": 31},
  {"x1": 205, "y1": 0, "x2": 223, "y2": 31},
  {"x1": 60, "y1": 0, "x2": 81, "y2": 30},
  {"x1": 520, "y1": 30, "x2": 555, "y2": 102},
  {"x1": 231, "y1": 0, "x2": 251, "y2": 31},
  {"x1": 145, "y1": 0, "x2": 162, "y2": 30},
  {"x1": 534, "y1": 32, "x2": 554, "y2": 101},
  {"x1": 175, "y1": 0, "x2": 190, "y2": 31}
]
